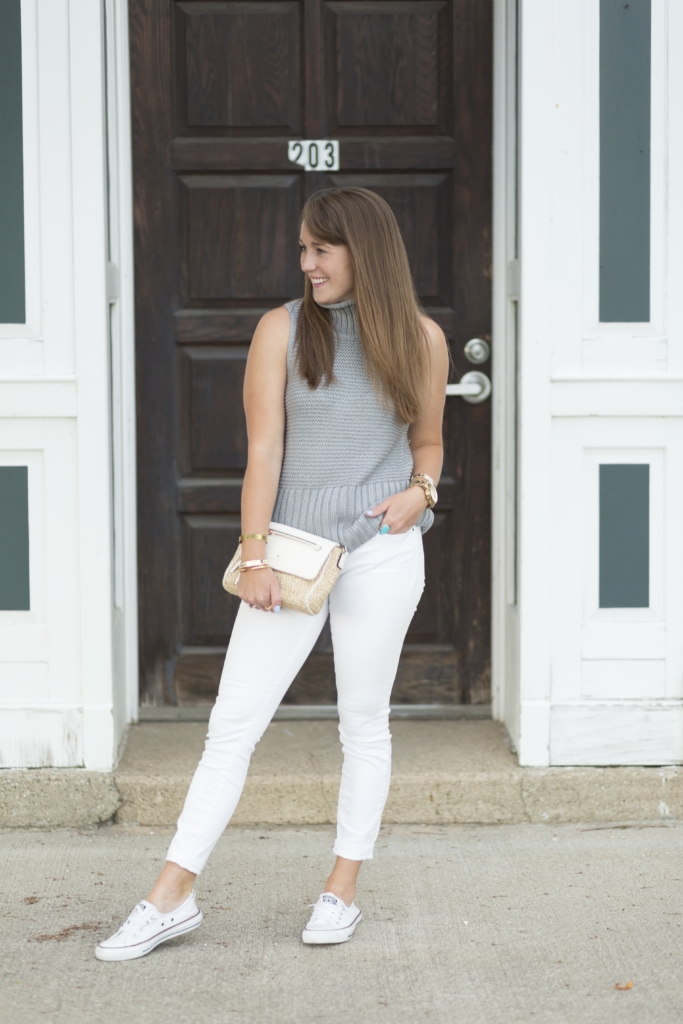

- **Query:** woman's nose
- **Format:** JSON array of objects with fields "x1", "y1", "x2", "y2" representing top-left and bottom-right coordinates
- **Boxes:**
[{"x1": 300, "y1": 251, "x2": 316, "y2": 272}]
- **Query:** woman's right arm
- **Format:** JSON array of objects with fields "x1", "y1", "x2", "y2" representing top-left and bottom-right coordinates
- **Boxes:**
[{"x1": 237, "y1": 305, "x2": 290, "y2": 612}]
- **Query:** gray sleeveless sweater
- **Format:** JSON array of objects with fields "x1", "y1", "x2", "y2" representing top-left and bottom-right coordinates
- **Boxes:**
[{"x1": 272, "y1": 298, "x2": 434, "y2": 552}]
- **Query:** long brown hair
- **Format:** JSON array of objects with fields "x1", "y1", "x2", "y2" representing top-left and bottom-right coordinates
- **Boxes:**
[{"x1": 296, "y1": 187, "x2": 428, "y2": 424}]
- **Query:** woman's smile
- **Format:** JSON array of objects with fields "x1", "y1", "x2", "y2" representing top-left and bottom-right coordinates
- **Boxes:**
[{"x1": 299, "y1": 221, "x2": 355, "y2": 303}]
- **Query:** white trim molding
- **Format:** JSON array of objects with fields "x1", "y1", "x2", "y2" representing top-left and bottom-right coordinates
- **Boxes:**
[
  {"x1": 514, "y1": 0, "x2": 683, "y2": 766},
  {"x1": 0, "y1": 0, "x2": 136, "y2": 770},
  {"x1": 491, "y1": 0, "x2": 521, "y2": 748},
  {"x1": 104, "y1": 0, "x2": 139, "y2": 739}
]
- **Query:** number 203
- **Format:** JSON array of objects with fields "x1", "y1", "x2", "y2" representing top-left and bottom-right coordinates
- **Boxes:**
[{"x1": 288, "y1": 140, "x2": 340, "y2": 172}]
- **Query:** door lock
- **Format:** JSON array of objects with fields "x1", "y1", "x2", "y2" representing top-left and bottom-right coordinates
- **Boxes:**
[
  {"x1": 463, "y1": 338, "x2": 490, "y2": 364},
  {"x1": 445, "y1": 371, "x2": 491, "y2": 404}
]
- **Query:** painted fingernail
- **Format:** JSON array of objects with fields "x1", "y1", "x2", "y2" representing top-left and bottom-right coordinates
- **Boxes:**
[
  {"x1": 380, "y1": 525, "x2": 391, "y2": 535},
  {"x1": 365, "y1": 509, "x2": 374, "y2": 516},
  {"x1": 274, "y1": 605, "x2": 282, "y2": 613}
]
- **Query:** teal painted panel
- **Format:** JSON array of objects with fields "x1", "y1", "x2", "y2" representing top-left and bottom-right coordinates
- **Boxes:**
[
  {"x1": 0, "y1": 0, "x2": 26, "y2": 323},
  {"x1": 599, "y1": 464, "x2": 649, "y2": 608},
  {"x1": 599, "y1": 0, "x2": 651, "y2": 322},
  {"x1": 0, "y1": 466, "x2": 30, "y2": 610}
]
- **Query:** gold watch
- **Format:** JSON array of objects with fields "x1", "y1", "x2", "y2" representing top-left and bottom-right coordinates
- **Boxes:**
[{"x1": 409, "y1": 474, "x2": 438, "y2": 509}]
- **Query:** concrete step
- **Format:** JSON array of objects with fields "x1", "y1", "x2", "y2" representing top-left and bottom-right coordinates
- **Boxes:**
[{"x1": 3, "y1": 719, "x2": 683, "y2": 828}]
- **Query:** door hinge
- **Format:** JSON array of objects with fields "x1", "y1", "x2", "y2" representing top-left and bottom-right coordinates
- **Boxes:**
[
  {"x1": 107, "y1": 262, "x2": 120, "y2": 303},
  {"x1": 506, "y1": 259, "x2": 520, "y2": 300}
]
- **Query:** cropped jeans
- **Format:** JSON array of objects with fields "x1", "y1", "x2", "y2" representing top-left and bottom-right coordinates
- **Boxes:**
[{"x1": 166, "y1": 526, "x2": 425, "y2": 875}]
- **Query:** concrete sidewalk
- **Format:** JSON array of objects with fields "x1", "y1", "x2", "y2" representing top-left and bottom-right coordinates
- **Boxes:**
[
  {"x1": 1, "y1": 821, "x2": 682, "y2": 1024},
  {"x1": 3, "y1": 720, "x2": 683, "y2": 828}
]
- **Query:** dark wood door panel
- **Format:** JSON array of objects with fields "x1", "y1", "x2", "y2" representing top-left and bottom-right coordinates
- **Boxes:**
[
  {"x1": 408, "y1": 507, "x2": 453, "y2": 643},
  {"x1": 178, "y1": 478, "x2": 242, "y2": 512},
  {"x1": 181, "y1": 174, "x2": 302, "y2": 303},
  {"x1": 325, "y1": 0, "x2": 451, "y2": 134},
  {"x1": 331, "y1": 172, "x2": 452, "y2": 306},
  {"x1": 446, "y1": 399, "x2": 491, "y2": 705},
  {"x1": 181, "y1": 515, "x2": 241, "y2": 644},
  {"x1": 175, "y1": 304, "x2": 456, "y2": 343},
  {"x1": 175, "y1": 308, "x2": 265, "y2": 343},
  {"x1": 176, "y1": 0, "x2": 302, "y2": 134},
  {"x1": 180, "y1": 346, "x2": 249, "y2": 473},
  {"x1": 174, "y1": 647, "x2": 461, "y2": 705},
  {"x1": 172, "y1": 137, "x2": 458, "y2": 172},
  {"x1": 131, "y1": 0, "x2": 493, "y2": 707}
]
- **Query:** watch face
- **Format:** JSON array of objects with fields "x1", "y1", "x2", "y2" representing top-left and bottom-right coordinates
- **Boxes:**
[{"x1": 428, "y1": 482, "x2": 438, "y2": 504}]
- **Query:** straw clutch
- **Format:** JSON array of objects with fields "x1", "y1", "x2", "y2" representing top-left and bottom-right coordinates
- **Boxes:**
[{"x1": 222, "y1": 522, "x2": 347, "y2": 616}]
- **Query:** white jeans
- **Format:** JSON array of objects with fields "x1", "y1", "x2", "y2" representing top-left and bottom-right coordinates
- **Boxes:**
[{"x1": 166, "y1": 526, "x2": 425, "y2": 875}]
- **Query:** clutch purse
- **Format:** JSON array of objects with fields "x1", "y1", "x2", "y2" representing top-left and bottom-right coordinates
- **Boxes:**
[{"x1": 222, "y1": 521, "x2": 348, "y2": 616}]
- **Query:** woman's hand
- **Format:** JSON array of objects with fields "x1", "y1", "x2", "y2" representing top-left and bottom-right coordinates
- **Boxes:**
[
  {"x1": 365, "y1": 485, "x2": 429, "y2": 535},
  {"x1": 237, "y1": 567, "x2": 283, "y2": 612}
]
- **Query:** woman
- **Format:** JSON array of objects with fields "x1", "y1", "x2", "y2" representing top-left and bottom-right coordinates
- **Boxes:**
[{"x1": 96, "y1": 187, "x2": 448, "y2": 961}]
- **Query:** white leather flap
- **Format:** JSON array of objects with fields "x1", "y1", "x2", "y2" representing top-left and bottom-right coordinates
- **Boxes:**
[
  {"x1": 226, "y1": 522, "x2": 343, "y2": 580},
  {"x1": 266, "y1": 522, "x2": 340, "y2": 579}
]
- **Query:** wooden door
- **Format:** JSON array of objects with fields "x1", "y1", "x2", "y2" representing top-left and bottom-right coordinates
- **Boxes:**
[{"x1": 130, "y1": 0, "x2": 492, "y2": 707}]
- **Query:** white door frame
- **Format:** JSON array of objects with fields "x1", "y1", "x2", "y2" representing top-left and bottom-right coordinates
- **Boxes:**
[
  {"x1": 107, "y1": 0, "x2": 519, "y2": 730},
  {"x1": 491, "y1": 0, "x2": 520, "y2": 744},
  {"x1": 104, "y1": 0, "x2": 138, "y2": 731}
]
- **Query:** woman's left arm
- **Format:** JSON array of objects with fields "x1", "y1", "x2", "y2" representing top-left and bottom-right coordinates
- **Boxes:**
[
  {"x1": 367, "y1": 318, "x2": 448, "y2": 534},
  {"x1": 407, "y1": 317, "x2": 449, "y2": 483}
]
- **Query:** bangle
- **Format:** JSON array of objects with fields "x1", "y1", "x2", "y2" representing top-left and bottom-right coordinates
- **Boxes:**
[
  {"x1": 239, "y1": 560, "x2": 270, "y2": 571},
  {"x1": 239, "y1": 534, "x2": 269, "y2": 543},
  {"x1": 409, "y1": 473, "x2": 437, "y2": 509},
  {"x1": 410, "y1": 473, "x2": 436, "y2": 488}
]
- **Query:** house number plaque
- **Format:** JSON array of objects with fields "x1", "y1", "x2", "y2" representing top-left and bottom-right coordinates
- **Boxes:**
[{"x1": 288, "y1": 139, "x2": 340, "y2": 172}]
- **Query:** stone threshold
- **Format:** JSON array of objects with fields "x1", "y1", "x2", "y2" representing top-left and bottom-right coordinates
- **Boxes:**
[
  {"x1": 138, "y1": 703, "x2": 493, "y2": 722},
  {"x1": 1, "y1": 720, "x2": 682, "y2": 829}
]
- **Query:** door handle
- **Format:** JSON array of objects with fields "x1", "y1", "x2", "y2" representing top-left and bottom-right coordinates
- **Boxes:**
[{"x1": 445, "y1": 371, "x2": 491, "y2": 404}]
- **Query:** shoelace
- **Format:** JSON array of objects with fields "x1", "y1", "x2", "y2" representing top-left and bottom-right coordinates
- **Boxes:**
[
  {"x1": 308, "y1": 898, "x2": 345, "y2": 927},
  {"x1": 117, "y1": 898, "x2": 188, "y2": 940},
  {"x1": 119, "y1": 902, "x2": 160, "y2": 938}
]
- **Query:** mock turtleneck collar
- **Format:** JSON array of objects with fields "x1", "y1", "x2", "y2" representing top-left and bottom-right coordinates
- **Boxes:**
[
  {"x1": 319, "y1": 298, "x2": 355, "y2": 309},
  {"x1": 318, "y1": 297, "x2": 357, "y2": 335}
]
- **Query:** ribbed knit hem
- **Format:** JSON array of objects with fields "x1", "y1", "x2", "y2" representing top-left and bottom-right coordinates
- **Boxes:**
[{"x1": 273, "y1": 481, "x2": 433, "y2": 552}]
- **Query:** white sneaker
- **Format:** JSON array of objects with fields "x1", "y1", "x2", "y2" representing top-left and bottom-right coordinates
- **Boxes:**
[
  {"x1": 95, "y1": 892, "x2": 203, "y2": 961},
  {"x1": 302, "y1": 892, "x2": 362, "y2": 945}
]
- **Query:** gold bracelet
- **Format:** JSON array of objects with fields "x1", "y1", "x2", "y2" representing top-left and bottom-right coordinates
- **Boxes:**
[
  {"x1": 409, "y1": 480, "x2": 434, "y2": 509},
  {"x1": 239, "y1": 533, "x2": 269, "y2": 543},
  {"x1": 409, "y1": 473, "x2": 437, "y2": 508},
  {"x1": 239, "y1": 560, "x2": 270, "y2": 571},
  {"x1": 410, "y1": 473, "x2": 436, "y2": 487}
]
